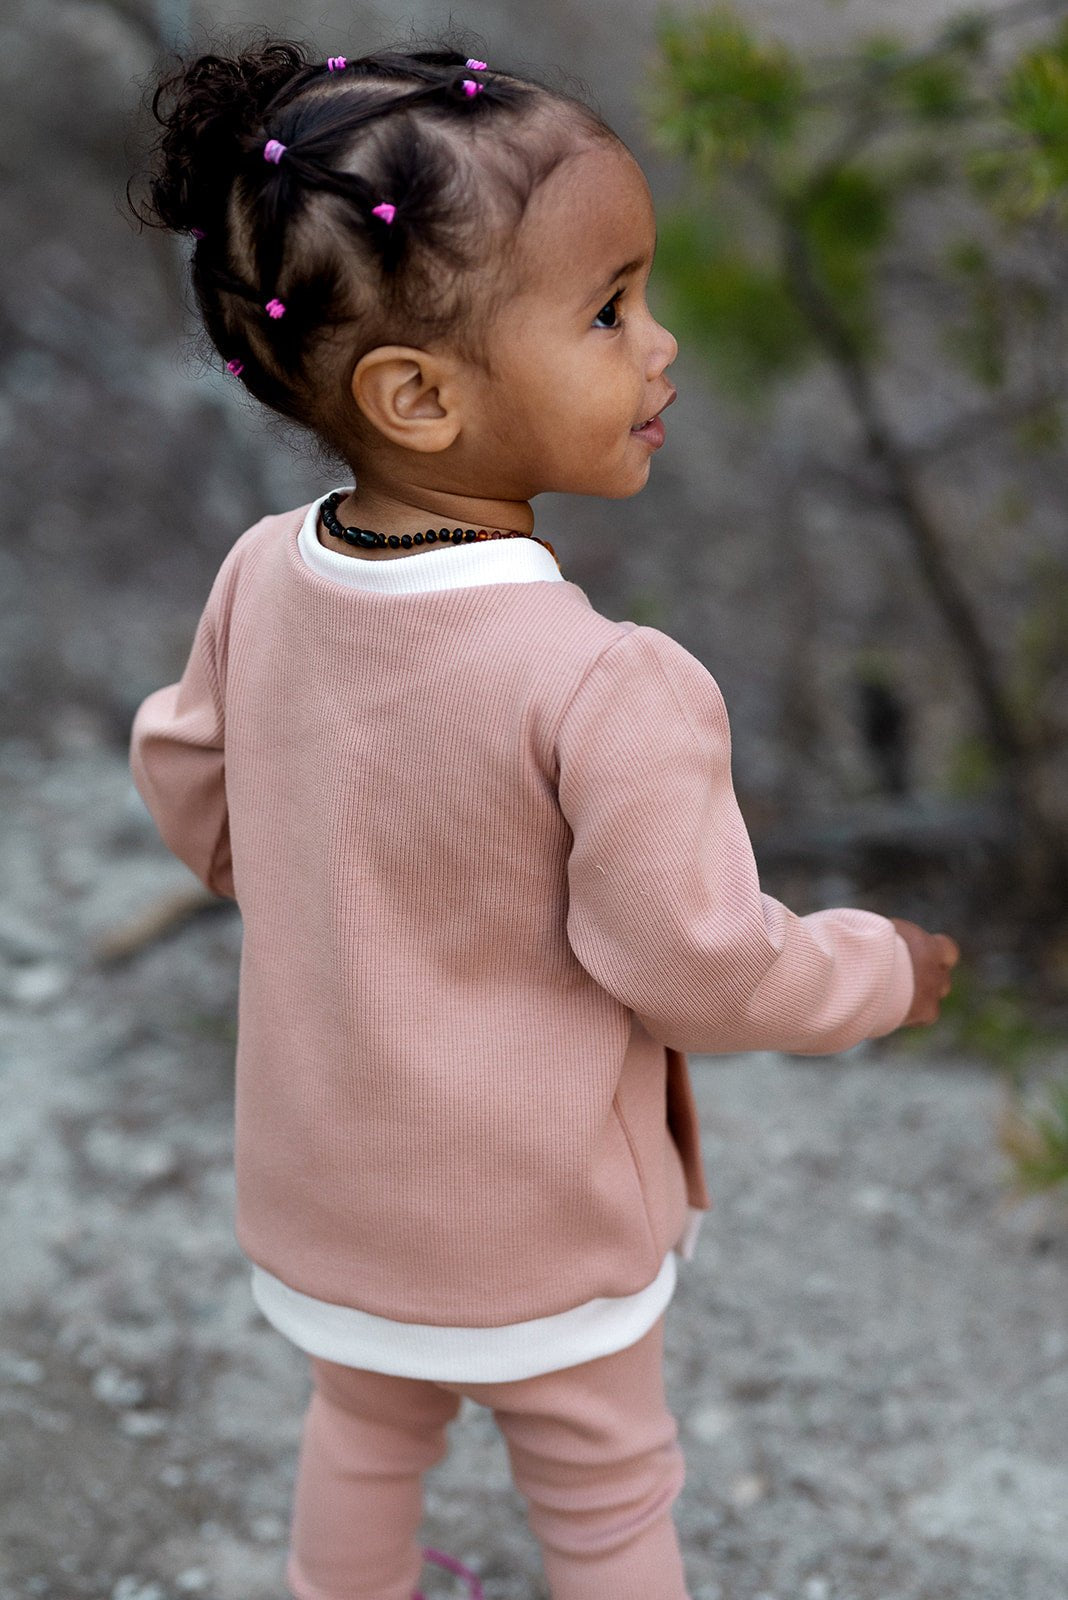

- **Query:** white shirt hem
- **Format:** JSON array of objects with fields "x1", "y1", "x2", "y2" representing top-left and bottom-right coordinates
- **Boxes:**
[{"x1": 251, "y1": 1244, "x2": 687, "y2": 1382}]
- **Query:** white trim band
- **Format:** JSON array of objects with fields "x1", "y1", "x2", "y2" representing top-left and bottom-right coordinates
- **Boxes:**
[
  {"x1": 251, "y1": 1250, "x2": 680, "y2": 1381},
  {"x1": 297, "y1": 488, "x2": 564, "y2": 594}
]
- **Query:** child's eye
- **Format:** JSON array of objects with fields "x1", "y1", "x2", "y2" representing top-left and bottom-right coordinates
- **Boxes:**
[{"x1": 593, "y1": 290, "x2": 624, "y2": 330}]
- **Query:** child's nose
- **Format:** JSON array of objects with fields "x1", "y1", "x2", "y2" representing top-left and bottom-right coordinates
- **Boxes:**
[{"x1": 650, "y1": 320, "x2": 679, "y2": 376}]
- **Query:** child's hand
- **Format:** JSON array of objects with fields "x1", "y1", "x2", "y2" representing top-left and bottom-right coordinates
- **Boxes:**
[{"x1": 890, "y1": 918, "x2": 960, "y2": 1026}]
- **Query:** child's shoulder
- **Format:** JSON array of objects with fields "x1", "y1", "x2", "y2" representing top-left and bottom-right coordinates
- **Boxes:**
[
  {"x1": 496, "y1": 582, "x2": 727, "y2": 722},
  {"x1": 558, "y1": 618, "x2": 733, "y2": 750},
  {"x1": 200, "y1": 499, "x2": 309, "y2": 608},
  {"x1": 569, "y1": 615, "x2": 724, "y2": 696},
  {"x1": 227, "y1": 499, "x2": 306, "y2": 568}
]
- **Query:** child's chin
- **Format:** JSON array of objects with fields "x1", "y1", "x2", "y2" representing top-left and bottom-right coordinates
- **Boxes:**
[
  {"x1": 544, "y1": 461, "x2": 653, "y2": 500},
  {"x1": 581, "y1": 464, "x2": 654, "y2": 500},
  {"x1": 605, "y1": 465, "x2": 654, "y2": 499}
]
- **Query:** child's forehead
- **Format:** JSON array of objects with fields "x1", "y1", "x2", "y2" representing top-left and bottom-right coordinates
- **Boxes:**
[{"x1": 510, "y1": 142, "x2": 655, "y2": 295}]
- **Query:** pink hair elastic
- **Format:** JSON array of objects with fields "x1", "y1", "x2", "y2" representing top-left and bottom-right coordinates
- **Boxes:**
[
  {"x1": 371, "y1": 202, "x2": 396, "y2": 224},
  {"x1": 461, "y1": 79, "x2": 484, "y2": 98},
  {"x1": 190, "y1": 226, "x2": 206, "y2": 239},
  {"x1": 465, "y1": 58, "x2": 488, "y2": 70},
  {"x1": 265, "y1": 298, "x2": 286, "y2": 319},
  {"x1": 263, "y1": 139, "x2": 286, "y2": 164},
  {"x1": 226, "y1": 359, "x2": 244, "y2": 376},
  {"x1": 326, "y1": 56, "x2": 347, "y2": 71}
]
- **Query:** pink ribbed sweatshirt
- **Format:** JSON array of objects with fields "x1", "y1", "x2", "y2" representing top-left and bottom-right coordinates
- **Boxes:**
[{"x1": 130, "y1": 499, "x2": 914, "y2": 1330}]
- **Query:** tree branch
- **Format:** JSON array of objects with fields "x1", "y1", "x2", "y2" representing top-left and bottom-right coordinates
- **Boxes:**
[
  {"x1": 909, "y1": 385, "x2": 1068, "y2": 461},
  {"x1": 779, "y1": 206, "x2": 1028, "y2": 769}
]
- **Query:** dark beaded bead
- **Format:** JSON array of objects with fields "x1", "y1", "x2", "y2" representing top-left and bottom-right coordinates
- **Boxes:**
[
  {"x1": 357, "y1": 529, "x2": 378, "y2": 548},
  {"x1": 426, "y1": 530, "x2": 437, "y2": 542},
  {"x1": 451, "y1": 530, "x2": 463, "y2": 543},
  {"x1": 413, "y1": 533, "x2": 424, "y2": 544},
  {"x1": 464, "y1": 529, "x2": 476, "y2": 541},
  {"x1": 439, "y1": 528, "x2": 450, "y2": 538},
  {"x1": 401, "y1": 534, "x2": 412, "y2": 548},
  {"x1": 388, "y1": 535, "x2": 400, "y2": 548}
]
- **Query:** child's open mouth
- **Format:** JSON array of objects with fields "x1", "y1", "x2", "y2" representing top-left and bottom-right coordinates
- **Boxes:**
[
  {"x1": 630, "y1": 388, "x2": 677, "y2": 449},
  {"x1": 630, "y1": 416, "x2": 666, "y2": 448}
]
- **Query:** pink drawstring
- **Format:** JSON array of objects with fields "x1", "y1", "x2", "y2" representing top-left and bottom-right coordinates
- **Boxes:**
[{"x1": 416, "y1": 1547, "x2": 484, "y2": 1598}]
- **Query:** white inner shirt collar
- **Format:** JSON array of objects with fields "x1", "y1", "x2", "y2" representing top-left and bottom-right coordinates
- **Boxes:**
[{"x1": 297, "y1": 487, "x2": 564, "y2": 594}]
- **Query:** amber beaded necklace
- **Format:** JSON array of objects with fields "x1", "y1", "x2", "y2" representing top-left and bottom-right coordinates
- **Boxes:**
[{"x1": 319, "y1": 491, "x2": 560, "y2": 570}]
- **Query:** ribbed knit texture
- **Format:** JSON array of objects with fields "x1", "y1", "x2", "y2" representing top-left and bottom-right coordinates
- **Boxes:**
[
  {"x1": 130, "y1": 502, "x2": 914, "y2": 1328},
  {"x1": 287, "y1": 1320, "x2": 687, "y2": 1600}
]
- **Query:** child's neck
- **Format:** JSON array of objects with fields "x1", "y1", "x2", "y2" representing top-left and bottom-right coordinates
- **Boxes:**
[{"x1": 325, "y1": 483, "x2": 535, "y2": 561}]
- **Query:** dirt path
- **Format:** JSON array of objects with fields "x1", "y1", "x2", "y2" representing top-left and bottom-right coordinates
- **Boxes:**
[{"x1": 1, "y1": 745, "x2": 1065, "y2": 1600}]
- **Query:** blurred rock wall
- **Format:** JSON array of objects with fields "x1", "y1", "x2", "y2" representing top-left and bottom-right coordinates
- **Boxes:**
[{"x1": 2, "y1": 0, "x2": 1061, "y2": 852}]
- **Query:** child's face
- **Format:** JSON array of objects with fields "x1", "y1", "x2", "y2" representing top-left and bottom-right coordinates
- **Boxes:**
[{"x1": 462, "y1": 139, "x2": 678, "y2": 502}]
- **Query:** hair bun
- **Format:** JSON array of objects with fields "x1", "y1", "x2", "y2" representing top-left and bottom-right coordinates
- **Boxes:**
[{"x1": 137, "y1": 39, "x2": 310, "y2": 235}]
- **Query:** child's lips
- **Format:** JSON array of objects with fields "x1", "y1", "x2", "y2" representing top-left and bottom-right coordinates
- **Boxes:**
[
  {"x1": 631, "y1": 416, "x2": 666, "y2": 448},
  {"x1": 630, "y1": 387, "x2": 677, "y2": 449}
]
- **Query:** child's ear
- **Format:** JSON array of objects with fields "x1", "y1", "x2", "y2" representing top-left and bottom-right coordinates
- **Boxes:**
[{"x1": 350, "y1": 346, "x2": 463, "y2": 452}]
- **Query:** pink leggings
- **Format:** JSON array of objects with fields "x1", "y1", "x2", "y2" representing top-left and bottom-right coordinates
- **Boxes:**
[{"x1": 286, "y1": 1314, "x2": 690, "y2": 1600}]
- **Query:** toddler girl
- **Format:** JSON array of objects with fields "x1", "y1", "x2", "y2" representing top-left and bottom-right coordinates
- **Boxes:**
[{"x1": 128, "y1": 36, "x2": 959, "y2": 1600}]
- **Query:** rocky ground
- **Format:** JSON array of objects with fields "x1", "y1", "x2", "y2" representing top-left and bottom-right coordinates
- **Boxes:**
[{"x1": 1, "y1": 740, "x2": 1066, "y2": 1600}]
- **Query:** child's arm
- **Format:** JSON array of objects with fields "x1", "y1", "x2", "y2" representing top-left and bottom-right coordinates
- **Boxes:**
[
  {"x1": 557, "y1": 626, "x2": 931, "y2": 1056},
  {"x1": 130, "y1": 590, "x2": 234, "y2": 900}
]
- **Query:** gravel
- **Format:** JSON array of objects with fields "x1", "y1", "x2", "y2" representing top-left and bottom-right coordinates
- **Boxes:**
[{"x1": 1, "y1": 743, "x2": 1065, "y2": 1599}]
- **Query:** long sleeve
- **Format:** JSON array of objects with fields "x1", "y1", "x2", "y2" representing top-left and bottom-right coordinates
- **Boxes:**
[
  {"x1": 556, "y1": 626, "x2": 914, "y2": 1056},
  {"x1": 129, "y1": 592, "x2": 234, "y2": 900}
]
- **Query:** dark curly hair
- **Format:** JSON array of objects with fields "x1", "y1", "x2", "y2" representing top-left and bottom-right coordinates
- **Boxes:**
[{"x1": 128, "y1": 32, "x2": 620, "y2": 460}]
